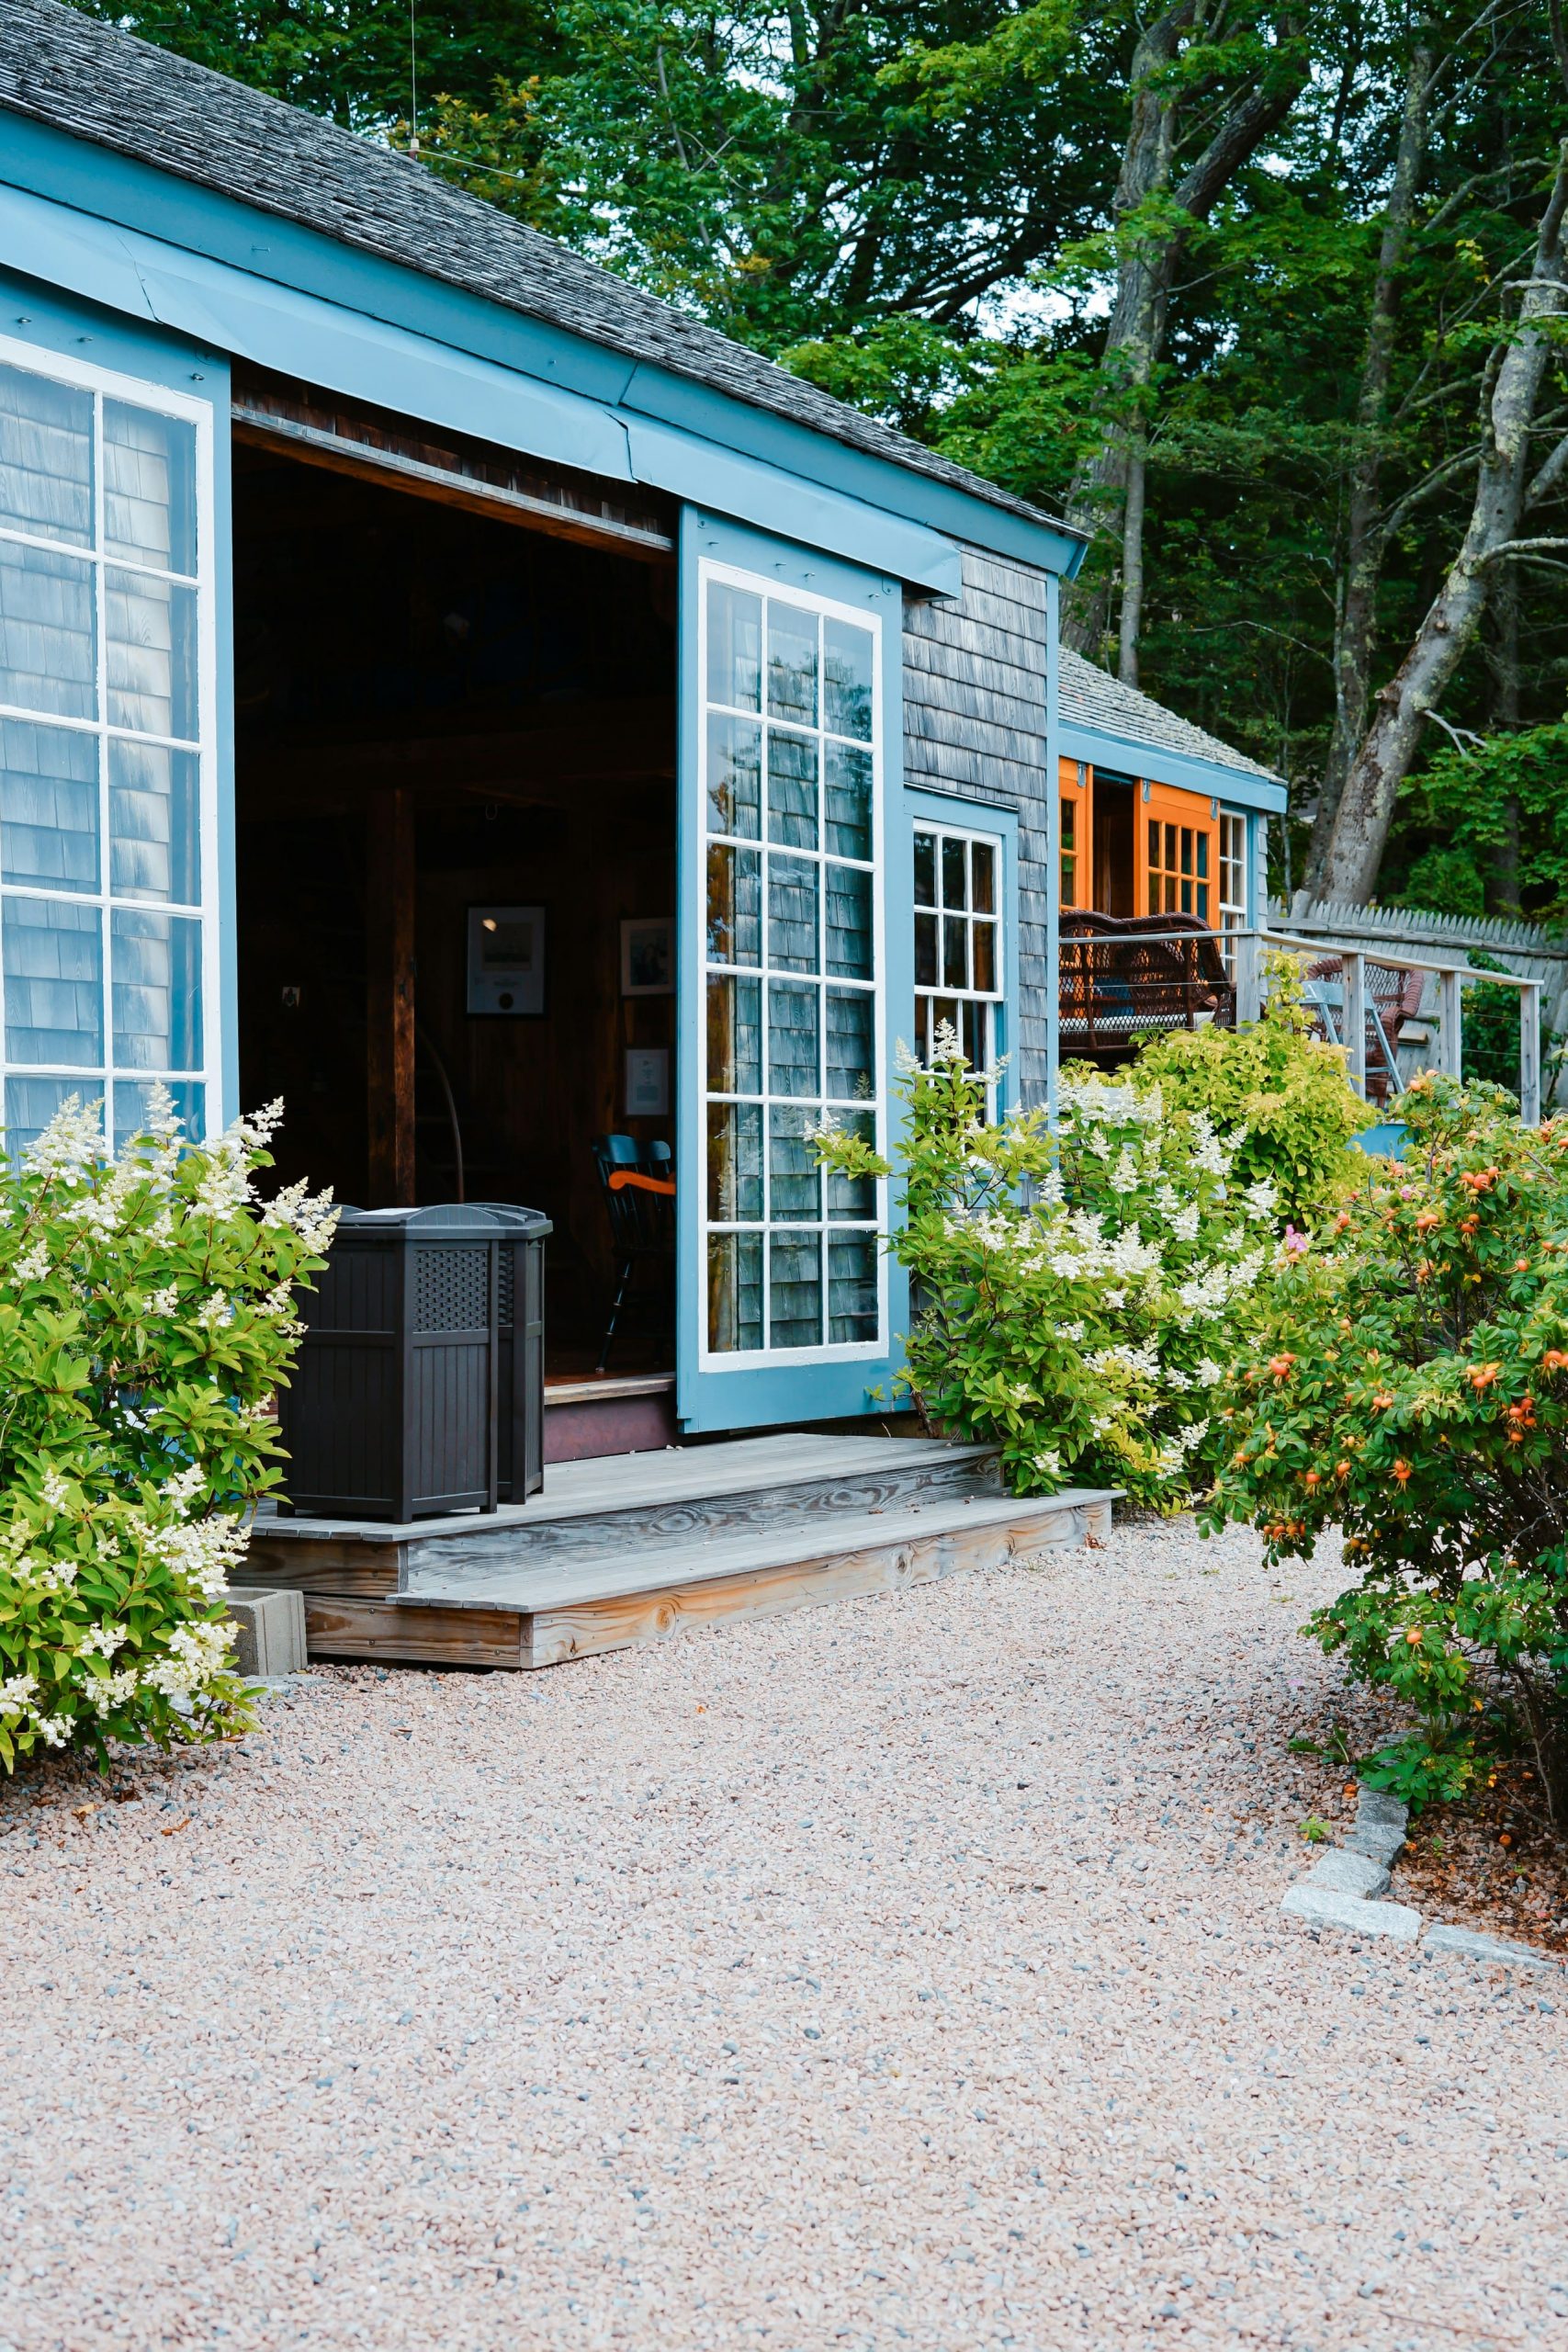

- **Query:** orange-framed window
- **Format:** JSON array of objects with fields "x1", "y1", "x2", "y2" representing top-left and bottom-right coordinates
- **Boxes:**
[
  {"x1": 1058, "y1": 755, "x2": 1090, "y2": 907},
  {"x1": 1139, "y1": 785, "x2": 1216, "y2": 924}
]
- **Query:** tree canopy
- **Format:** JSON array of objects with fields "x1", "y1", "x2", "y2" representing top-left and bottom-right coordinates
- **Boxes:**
[{"x1": 70, "y1": 0, "x2": 1568, "y2": 910}]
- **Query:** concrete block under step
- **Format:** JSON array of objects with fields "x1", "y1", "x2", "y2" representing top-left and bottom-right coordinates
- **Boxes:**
[{"x1": 223, "y1": 1585, "x2": 309, "y2": 1679}]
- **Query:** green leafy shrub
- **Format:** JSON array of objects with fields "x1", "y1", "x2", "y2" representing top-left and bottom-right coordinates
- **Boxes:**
[
  {"x1": 814, "y1": 1044, "x2": 1279, "y2": 1506},
  {"x1": 1132, "y1": 953, "x2": 1373, "y2": 1223},
  {"x1": 0, "y1": 1089, "x2": 334, "y2": 1770},
  {"x1": 1206, "y1": 1077, "x2": 1568, "y2": 1816}
]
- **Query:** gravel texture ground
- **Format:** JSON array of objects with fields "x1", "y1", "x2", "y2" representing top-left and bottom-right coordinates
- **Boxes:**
[{"x1": 3, "y1": 1515, "x2": 1567, "y2": 2352}]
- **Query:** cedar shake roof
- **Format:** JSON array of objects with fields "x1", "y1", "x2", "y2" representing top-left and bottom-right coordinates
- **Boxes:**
[
  {"x1": 1, "y1": 0, "x2": 1079, "y2": 546},
  {"x1": 1059, "y1": 647, "x2": 1281, "y2": 785}
]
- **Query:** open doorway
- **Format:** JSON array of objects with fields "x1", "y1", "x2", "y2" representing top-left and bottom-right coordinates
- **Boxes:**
[{"x1": 231, "y1": 389, "x2": 679, "y2": 1378}]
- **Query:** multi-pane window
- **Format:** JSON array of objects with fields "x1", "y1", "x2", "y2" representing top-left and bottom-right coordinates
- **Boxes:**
[
  {"x1": 701, "y1": 568, "x2": 883, "y2": 1361},
  {"x1": 1146, "y1": 814, "x2": 1211, "y2": 922},
  {"x1": 0, "y1": 343, "x2": 212, "y2": 1152},
  {"x1": 913, "y1": 823, "x2": 1002, "y2": 1076},
  {"x1": 1219, "y1": 812, "x2": 1247, "y2": 927}
]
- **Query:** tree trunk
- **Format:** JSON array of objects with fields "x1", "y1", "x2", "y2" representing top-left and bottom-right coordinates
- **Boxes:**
[
  {"x1": 1119, "y1": 435, "x2": 1148, "y2": 685},
  {"x1": 1488, "y1": 555, "x2": 1522, "y2": 910},
  {"x1": 1304, "y1": 42, "x2": 1434, "y2": 893},
  {"x1": 1063, "y1": 11, "x2": 1309, "y2": 674},
  {"x1": 1320, "y1": 144, "x2": 1568, "y2": 904}
]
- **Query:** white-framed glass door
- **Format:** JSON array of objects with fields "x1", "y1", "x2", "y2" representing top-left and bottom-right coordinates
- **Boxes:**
[
  {"x1": 0, "y1": 333, "x2": 220, "y2": 1152},
  {"x1": 677, "y1": 514, "x2": 908, "y2": 1433},
  {"x1": 699, "y1": 558, "x2": 886, "y2": 1366}
]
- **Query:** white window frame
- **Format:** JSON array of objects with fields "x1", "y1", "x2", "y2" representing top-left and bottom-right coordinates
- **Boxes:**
[
  {"x1": 1218, "y1": 808, "x2": 1248, "y2": 975},
  {"x1": 696, "y1": 556, "x2": 887, "y2": 1370},
  {"x1": 0, "y1": 330, "x2": 221, "y2": 1148},
  {"x1": 913, "y1": 815, "x2": 1006, "y2": 1102}
]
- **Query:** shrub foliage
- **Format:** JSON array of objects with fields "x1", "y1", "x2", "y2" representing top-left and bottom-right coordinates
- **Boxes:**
[
  {"x1": 1208, "y1": 1075, "x2": 1568, "y2": 1817},
  {"x1": 815, "y1": 1044, "x2": 1280, "y2": 1507},
  {"x1": 1133, "y1": 953, "x2": 1373, "y2": 1223},
  {"x1": 0, "y1": 1091, "x2": 333, "y2": 1770}
]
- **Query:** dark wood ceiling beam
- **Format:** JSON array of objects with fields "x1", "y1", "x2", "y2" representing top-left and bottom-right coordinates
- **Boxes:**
[{"x1": 231, "y1": 387, "x2": 675, "y2": 562}]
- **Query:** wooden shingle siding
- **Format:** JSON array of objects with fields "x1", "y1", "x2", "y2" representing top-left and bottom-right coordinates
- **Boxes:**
[{"x1": 903, "y1": 548, "x2": 1053, "y2": 1103}]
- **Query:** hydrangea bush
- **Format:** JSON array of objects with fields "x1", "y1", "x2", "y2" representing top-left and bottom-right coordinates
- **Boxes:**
[
  {"x1": 814, "y1": 1041, "x2": 1280, "y2": 1506},
  {"x1": 1207, "y1": 1074, "x2": 1568, "y2": 1818},
  {"x1": 0, "y1": 1090, "x2": 334, "y2": 1770}
]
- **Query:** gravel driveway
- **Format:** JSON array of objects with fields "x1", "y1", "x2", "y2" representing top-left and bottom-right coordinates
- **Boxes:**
[{"x1": 2, "y1": 1517, "x2": 1565, "y2": 2351}]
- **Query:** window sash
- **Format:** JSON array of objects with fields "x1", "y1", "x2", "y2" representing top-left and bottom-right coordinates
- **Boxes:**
[{"x1": 0, "y1": 334, "x2": 219, "y2": 1153}]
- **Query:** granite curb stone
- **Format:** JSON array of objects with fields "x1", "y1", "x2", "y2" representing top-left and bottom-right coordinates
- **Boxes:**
[
  {"x1": 1303, "y1": 1848, "x2": 1391, "y2": 1898},
  {"x1": 1280, "y1": 1883, "x2": 1422, "y2": 1939},
  {"x1": 1280, "y1": 1778, "x2": 1566, "y2": 1973}
]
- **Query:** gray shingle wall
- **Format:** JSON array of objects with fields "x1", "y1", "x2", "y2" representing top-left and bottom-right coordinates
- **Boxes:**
[{"x1": 903, "y1": 549, "x2": 1054, "y2": 1105}]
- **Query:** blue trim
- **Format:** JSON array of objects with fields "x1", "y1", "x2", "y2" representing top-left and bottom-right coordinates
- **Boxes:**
[
  {"x1": 1043, "y1": 573, "x2": 1061, "y2": 1113},
  {"x1": 1061, "y1": 720, "x2": 1287, "y2": 814},
  {"x1": 0, "y1": 176, "x2": 964, "y2": 597},
  {"x1": 904, "y1": 788, "x2": 1021, "y2": 1115},
  {"x1": 210, "y1": 351, "x2": 237, "y2": 1133},
  {"x1": 676, "y1": 508, "x2": 910, "y2": 1435},
  {"x1": 0, "y1": 115, "x2": 1081, "y2": 582}
]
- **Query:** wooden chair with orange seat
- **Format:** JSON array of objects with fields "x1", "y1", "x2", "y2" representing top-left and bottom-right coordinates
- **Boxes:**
[{"x1": 591, "y1": 1134, "x2": 675, "y2": 1374}]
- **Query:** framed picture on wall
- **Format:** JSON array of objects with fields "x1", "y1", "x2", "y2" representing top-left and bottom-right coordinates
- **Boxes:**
[
  {"x1": 620, "y1": 915, "x2": 675, "y2": 997},
  {"x1": 626, "y1": 1047, "x2": 670, "y2": 1117},
  {"x1": 467, "y1": 904, "x2": 546, "y2": 1016}
]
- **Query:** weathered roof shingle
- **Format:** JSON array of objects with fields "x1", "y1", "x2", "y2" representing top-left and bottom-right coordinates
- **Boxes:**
[{"x1": 1059, "y1": 648, "x2": 1281, "y2": 785}]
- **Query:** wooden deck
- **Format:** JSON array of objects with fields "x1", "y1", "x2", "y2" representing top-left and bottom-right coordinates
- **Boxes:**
[{"x1": 245, "y1": 1433, "x2": 1115, "y2": 1668}]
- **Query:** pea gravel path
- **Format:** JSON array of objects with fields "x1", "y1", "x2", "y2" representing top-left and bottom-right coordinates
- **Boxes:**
[{"x1": 2, "y1": 1518, "x2": 1566, "y2": 2352}]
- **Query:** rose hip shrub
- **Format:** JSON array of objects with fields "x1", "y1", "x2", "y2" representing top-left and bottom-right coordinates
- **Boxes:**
[
  {"x1": 815, "y1": 1042, "x2": 1278, "y2": 1507},
  {"x1": 0, "y1": 1089, "x2": 334, "y2": 1770},
  {"x1": 1207, "y1": 1074, "x2": 1568, "y2": 1817}
]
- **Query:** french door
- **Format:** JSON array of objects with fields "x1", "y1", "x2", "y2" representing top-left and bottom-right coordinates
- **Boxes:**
[{"x1": 675, "y1": 511, "x2": 909, "y2": 1433}]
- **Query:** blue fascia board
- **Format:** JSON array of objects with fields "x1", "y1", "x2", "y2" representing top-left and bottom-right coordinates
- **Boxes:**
[
  {"x1": 623, "y1": 363, "x2": 1085, "y2": 579},
  {"x1": 626, "y1": 418, "x2": 962, "y2": 597},
  {"x1": 0, "y1": 175, "x2": 964, "y2": 594},
  {"x1": 0, "y1": 111, "x2": 1077, "y2": 580},
  {"x1": 1060, "y1": 720, "x2": 1287, "y2": 814}
]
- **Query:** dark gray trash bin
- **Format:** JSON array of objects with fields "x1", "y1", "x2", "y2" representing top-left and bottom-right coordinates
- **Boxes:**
[{"x1": 279, "y1": 1202, "x2": 547, "y2": 1522}]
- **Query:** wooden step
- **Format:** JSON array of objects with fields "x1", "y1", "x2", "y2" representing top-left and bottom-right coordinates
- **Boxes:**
[
  {"x1": 245, "y1": 1432, "x2": 1004, "y2": 1599},
  {"x1": 296, "y1": 1486, "x2": 1115, "y2": 1669}
]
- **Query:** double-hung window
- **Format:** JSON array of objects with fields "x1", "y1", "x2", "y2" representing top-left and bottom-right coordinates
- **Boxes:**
[
  {"x1": 701, "y1": 565, "x2": 885, "y2": 1363},
  {"x1": 0, "y1": 338, "x2": 216, "y2": 1152},
  {"x1": 913, "y1": 820, "x2": 1003, "y2": 1078}
]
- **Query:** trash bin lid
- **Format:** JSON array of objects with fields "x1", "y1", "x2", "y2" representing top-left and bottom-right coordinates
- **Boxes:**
[
  {"x1": 465, "y1": 1200, "x2": 554, "y2": 1239},
  {"x1": 333, "y1": 1203, "x2": 531, "y2": 1241}
]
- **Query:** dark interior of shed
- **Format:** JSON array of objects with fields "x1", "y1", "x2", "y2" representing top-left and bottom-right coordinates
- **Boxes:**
[{"x1": 231, "y1": 440, "x2": 679, "y2": 1370}]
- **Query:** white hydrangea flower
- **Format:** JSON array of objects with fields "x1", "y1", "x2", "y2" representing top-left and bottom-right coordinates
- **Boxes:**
[
  {"x1": 22, "y1": 1095, "x2": 105, "y2": 1181},
  {"x1": 33, "y1": 1714, "x2": 73, "y2": 1748},
  {"x1": 12, "y1": 1237, "x2": 49, "y2": 1283},
  {"x1": 0, "y1": 1672, "x2": 38, "y2": 1715},
  {"x1": 39, "y1": 1468, "x2": 71, "y2": 1513},
  {"x1": 141, "y1": 1283, "x2": 180, "y2": 1319},
  {"x1": 77, "y1": 1623, "x2": 129, "y2": 1659}
]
